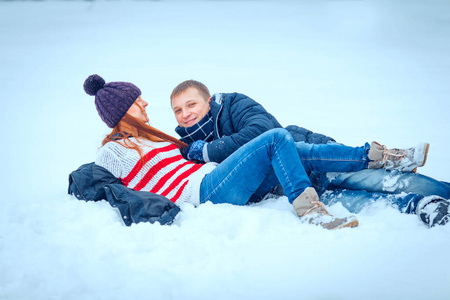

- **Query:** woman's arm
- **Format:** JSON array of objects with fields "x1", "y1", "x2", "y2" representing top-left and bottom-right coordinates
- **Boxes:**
[{"x1": 95, "y1": 144, "x2": 125, "y2": 180}]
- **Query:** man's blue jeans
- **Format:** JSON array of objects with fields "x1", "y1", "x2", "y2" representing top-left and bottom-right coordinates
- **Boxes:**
[
  {"x1": 200, "y1": 129, "x2": 311, "y2": 205},
  {"x1": 312, "y1": 169, "x2": 450, "y2": 214},
  {"x1": 319, "y1": 189, "x2": 428, "y2": 214}
]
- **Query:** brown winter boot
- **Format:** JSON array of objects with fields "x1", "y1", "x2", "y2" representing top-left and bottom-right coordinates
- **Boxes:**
[
  {"x1": 292, "y1": 187, "x2": 359, "y2": 230},
  {"x1": 368, "y1": 141, "x2": 429, "y2": 172}
]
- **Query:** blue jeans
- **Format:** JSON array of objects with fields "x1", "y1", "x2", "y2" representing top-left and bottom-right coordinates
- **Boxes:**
[
  {"x1": 313, "y1": 169, "x2": 450, "y2": 198},
  {"x1": 200, "y1": 129, "x2": 310, "y2": 205},
  {"x1": 200, "y1": 129, "x2": 374, "y2": 205},
  {"x1": 248, "y1": 139, "x2": 450, "y2": 215},
  {"x1": 310, "y1": 169, "x2": 450, "y2": 214},
  {"x1": 248, "y1": 141, "x2": 371, "y2": 202},
  {"x1": 296, "y1": 141, "x2": 370, "y2": 172},
  {"x1": 319, "y1": 189, "x2": 426, "y2": 214}
]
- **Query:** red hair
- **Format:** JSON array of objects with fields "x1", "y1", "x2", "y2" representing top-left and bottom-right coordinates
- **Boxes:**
[{"x1": 102, "y1": 113, "x2": 187, "y2": 158}]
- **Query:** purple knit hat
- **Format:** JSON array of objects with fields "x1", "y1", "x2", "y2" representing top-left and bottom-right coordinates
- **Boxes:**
[{"x1": 83, "y1": 74, "x2": 141, "y2": 128}]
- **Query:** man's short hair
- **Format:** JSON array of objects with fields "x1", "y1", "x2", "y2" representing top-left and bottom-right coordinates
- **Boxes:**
[{"x1": 170, "y1": 80, "x2": 211, "y2": 102}]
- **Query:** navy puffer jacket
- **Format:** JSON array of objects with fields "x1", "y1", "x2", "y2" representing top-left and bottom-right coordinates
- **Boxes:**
[
  {"x1": 205, "y1": 93, "x2": 335, "y2": 163},
  {"x1": 285, "y1": 125, "x2": 335, "y2": 145}
]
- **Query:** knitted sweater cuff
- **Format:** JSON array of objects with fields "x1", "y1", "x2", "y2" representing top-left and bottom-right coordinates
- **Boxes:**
[{"x1": 202, "y1": 143, "x2": 210, "y2": 163}]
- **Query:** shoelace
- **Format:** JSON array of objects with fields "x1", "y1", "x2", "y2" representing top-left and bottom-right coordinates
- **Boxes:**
[
  {"x1": 301, "y1": 200, "x2": 333, "y2": 217},
  {"x1": 382, "y1": 146, "x2": 407, "y2": 163}
]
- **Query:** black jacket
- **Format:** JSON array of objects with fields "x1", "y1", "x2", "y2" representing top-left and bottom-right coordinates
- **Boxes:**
[{"x1": 68, "y1": 162, "x2": 180, "y2": 226}]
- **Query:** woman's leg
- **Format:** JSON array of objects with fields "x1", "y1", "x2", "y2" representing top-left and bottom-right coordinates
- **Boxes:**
[
  {"x1": 296, "y1": 141, "x2": 370, "y2": 173},
  {"x1": 200, "y1": 128, "x2": 310, "y2": 205},
  {"x1": 248, "y1": 170, "x2": 281, "y2": 203}
]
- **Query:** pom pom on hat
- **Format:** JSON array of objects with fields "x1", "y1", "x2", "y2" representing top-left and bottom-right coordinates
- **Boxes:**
[
  {"x1": 84, "y1": 74, "x2": 142, "y2": 128},
  {"x1": 84, "y1": 74, "x2": 106, "y2": 96}
]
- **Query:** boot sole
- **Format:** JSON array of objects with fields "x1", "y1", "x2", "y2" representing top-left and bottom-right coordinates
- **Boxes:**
[
  {"x1": 344, "y1": 219, "x2": 359, "y2": 228},
  {"x1": 419, "y1": 143, "x2": 430, "y2": 168},
  {"x1": 332, "y1": 219, "x2": 359, "y2": 230}
]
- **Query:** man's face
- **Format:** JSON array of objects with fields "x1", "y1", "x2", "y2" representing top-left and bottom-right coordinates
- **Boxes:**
[{"x1": 171, "y1": 87, "x2": 211, "y2": 128}]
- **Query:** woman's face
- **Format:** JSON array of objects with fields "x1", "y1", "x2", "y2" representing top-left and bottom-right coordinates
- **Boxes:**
[{"x1": 127, "y1": 96, "x2": 149, "y2": 123}]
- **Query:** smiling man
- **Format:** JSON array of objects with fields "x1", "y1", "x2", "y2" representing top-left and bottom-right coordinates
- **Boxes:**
[
  {"x1": 172, "y1": 85, "x2": 211, "y2": 128},
  {"x1": 169, "y1": 79, "x2": 450, "y2": 227},
  {"x1": 171, "y1": 80, "x2": 293, "y2": 164}
]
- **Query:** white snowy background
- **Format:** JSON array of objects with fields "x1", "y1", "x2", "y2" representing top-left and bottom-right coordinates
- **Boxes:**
[{"x1": 1, "y1": 0, "x2": 450, "y2": 299}]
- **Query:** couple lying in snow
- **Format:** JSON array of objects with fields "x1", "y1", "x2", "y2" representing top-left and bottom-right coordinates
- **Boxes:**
[{"x1": 68, "y1": 75, "x2": 450, "y2": 229}]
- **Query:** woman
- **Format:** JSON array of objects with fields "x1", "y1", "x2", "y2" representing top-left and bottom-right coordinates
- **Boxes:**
[{"x1": 84, "y1": 75, "x2": 424, "y2": 230}]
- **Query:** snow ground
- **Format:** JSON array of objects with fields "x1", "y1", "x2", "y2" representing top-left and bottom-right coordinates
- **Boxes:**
[{"x1": 1, "y1": 1, "x2": 450, "y2": 299}]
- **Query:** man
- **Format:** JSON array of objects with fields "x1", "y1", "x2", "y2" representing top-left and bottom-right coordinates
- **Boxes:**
[{"x1": 170, "y1": 80, "x2": 450, "y2": 227}]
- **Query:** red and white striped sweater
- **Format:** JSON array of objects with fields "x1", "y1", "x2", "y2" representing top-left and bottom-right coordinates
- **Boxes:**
[{"x1": 95, "y1": 138, "x2": 217, "y2": 206}]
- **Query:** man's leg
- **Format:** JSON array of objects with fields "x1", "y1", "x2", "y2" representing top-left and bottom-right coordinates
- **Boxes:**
[
  {"x1": 313, "y1": 169, "x2": 450, "y2": 199},
  {"x1": 320, "y1": 188, "x2": 450, "y2": 227},
  {"x1": 319, "y1": 189, "x2": 425, "y2": 214}
]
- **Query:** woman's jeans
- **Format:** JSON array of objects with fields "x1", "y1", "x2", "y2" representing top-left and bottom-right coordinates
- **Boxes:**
[
  {"x1": 200, "y1": 129, "x2": 310, "y2": 205},
  {"x1": 248, "y1": 141, "x2": 371, "y2": 203},
  {"x1": 296, "y1": 141, "x2": 370, "y2": 173},
  {"x1": 199, "y1": 129, "x2": 371, "y2": 205},
  {"x1": 241, "y1": 134, "x2": 450, "y2": 214}
]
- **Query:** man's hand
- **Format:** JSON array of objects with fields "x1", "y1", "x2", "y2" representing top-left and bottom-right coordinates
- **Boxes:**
[{"x1": 185, "y1": 140, "x2": 207, "y2": 163}]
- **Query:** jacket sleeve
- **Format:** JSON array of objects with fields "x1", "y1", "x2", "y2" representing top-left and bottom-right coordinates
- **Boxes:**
[
  {"x1": 206, "y1": 94, "x2": 282, "y2": 163},
  {"x1": 68, "y1": 162, "x2": 122, "y2": 201},
  {"x1": 104, "y1": 184, "x2": 180, "y2": 226},
  {"x1": 68, "y1": 162, "x2": 180, "y2": 226}
]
